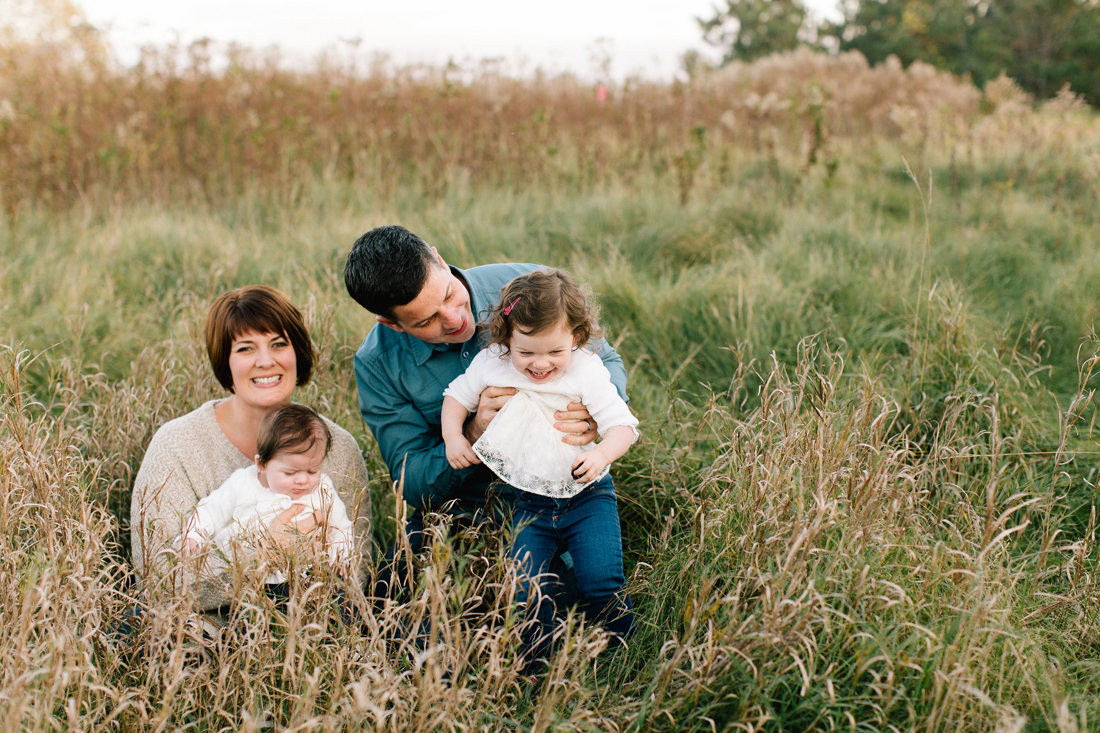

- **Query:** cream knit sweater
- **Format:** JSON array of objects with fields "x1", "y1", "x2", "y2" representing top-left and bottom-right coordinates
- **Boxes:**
[{"x1": 130, "y1": 399, "x2": 370, "y2": 610}]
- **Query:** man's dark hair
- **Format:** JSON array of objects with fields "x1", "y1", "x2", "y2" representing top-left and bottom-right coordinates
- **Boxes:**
[{"x1": 344, "y1": 225, "x2": 441, "y2": 321}]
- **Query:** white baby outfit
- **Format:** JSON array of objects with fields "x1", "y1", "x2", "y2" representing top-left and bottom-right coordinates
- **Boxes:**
[
  {"x1": 444, "y1": 344, "x2": 639, "y2": 499},
  {"x1": 181, "y1": 465, "x2": 354, "y2": 582}
]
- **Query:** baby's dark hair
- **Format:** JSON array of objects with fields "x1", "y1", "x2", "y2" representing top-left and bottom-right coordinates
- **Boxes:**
[
  {"x1": 256, "y1": 404, "x2": 332, "y2": 466},
  {"x1": 484, "y1": 268, "x2": 602, "y2": 353}
]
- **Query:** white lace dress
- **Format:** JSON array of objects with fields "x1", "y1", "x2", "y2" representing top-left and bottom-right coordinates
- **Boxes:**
[{"x1": 444, "y1": 345, "x2": 639, "y2": 499}]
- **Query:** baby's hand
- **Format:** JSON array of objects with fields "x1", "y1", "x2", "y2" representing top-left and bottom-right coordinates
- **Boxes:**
[
  {"x1": 290, "y1": 508, "x2": 321, "y2": 534},
  {"x1": 180, "y1": 537, "x2": 204, "y2": 556},
  {"x1": 571, "y1": 449, "x2": 609, "y2": 484},
  {"x1": 445, "y1": 435, "x2": 481, "y2": 469}
]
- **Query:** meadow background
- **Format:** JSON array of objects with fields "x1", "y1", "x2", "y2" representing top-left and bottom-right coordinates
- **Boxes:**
[{"x1": 4, "y1": 2, "x2": 1100, "y2": 730}]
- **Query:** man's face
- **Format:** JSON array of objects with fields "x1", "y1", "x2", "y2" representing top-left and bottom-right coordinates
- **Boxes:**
[{"x1": 378, "y1": 250, "x2": 475, "y2": 345}]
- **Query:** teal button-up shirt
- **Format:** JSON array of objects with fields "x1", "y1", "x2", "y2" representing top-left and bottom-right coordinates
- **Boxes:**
[{"x1": 353, "y1": 262, "x2": 628, "y2": 516}]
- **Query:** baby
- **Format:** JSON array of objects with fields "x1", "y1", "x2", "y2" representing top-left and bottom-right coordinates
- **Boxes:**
[{"x1": 177, "y1": 403, "x2": 354, "y2": 581}]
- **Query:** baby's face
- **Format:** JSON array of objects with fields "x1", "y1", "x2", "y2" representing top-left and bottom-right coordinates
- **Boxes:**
[
  {"x1": 257, "y1": 441, "x2": 325, "y2": 499},
  {"x1": 509, "y1": 318, "x2": 577, "y2": 384}
]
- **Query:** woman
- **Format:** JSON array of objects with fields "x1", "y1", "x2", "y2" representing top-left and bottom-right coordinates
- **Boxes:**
[{"x1": 130, "y1": 285, "x2": 370, "y2": 610}]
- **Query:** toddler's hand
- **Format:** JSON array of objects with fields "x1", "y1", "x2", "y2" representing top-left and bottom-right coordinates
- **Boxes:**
[
  {"x1": 445, "y1": 435, "x2": 481, "y2": 469},
  {"x1": 571, "y1": 449, "x2": 609, "y2": 484}
]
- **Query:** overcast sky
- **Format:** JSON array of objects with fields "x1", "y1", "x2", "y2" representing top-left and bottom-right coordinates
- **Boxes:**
[{"x1": 77, "y1": 0, "x2": 841, "y2": 80}]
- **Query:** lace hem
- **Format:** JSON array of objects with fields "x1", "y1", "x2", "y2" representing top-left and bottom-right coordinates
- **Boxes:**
[{"x1": 474, "y1": 444, "x2": 608, "y2": 498}]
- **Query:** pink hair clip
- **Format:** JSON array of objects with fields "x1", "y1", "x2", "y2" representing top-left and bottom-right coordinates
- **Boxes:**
[{"x1": 503, "y1": 296, "x2": 521, "y2": 315}]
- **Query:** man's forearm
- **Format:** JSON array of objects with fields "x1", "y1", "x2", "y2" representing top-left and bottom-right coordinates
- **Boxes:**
[{"x1": 388, "y1": 443, "x2": 475, "y2": 511}]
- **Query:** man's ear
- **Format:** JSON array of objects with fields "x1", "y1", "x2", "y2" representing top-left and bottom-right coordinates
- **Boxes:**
[
  {"x1": 377, "y1": 315, "x2": 405, "y2": 333},
  {"x1": 430, "y1": 246, "x2": 447, "y2": 269}
]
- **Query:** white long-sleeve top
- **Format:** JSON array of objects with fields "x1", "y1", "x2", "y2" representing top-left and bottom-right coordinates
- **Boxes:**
[
  {"x1": 444, "y1": 345, "x2": 639, "y2": 498},
  {"x1": 181, "y1": 465, "x2": 354, "y2": 580}
]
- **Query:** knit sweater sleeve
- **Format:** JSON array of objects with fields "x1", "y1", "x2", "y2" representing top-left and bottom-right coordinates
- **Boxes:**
[
  {"x1": 131, "y1": 416, "x2": 213, "y2": 576},
  {"x1": 130, "y1": 403, "x2": 251, "y2": 609},
  {"x1": 317, "y1": 475, "x2": 356, "y2": 565},
  {"x1": 320, "y1": 419, "x2": 372, "y2": 564}
]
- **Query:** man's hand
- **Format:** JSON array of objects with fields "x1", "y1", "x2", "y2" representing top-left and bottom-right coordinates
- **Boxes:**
[
  {"x1": 465, "y1": 386, "x2": 517, "y2": 443},
  {"x1": 554, "y1": 401, "x2": 599, "y2": 446},
  {"x1": 445, "y1": 434, "x2": 482, "y2": 469}
]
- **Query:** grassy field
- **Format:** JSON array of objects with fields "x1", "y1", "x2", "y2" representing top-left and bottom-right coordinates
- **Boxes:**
[{"x1": 5, "y1": 16, "x2": 1100, "y2": 730}]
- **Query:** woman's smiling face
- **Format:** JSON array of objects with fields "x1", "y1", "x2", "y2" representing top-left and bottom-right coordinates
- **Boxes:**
[{"x1": 227, "y1": 330, "x2": 297, "y2": 409}]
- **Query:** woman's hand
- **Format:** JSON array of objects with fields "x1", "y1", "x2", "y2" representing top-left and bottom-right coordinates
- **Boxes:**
[
  {"x1": 465, "y1": 386, "x2": 518, "y2": 443},
  {"x1": 555, "y1": 402, "x2": 599, "y2": 446}
]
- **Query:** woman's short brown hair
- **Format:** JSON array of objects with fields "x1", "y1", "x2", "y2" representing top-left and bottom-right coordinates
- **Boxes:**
[
  {"x1": 205, "y1": 285, "x2": 314, "y2": 393},
  {"x1": 483, "y1": 268, "x2": 602, "y2": 353}
]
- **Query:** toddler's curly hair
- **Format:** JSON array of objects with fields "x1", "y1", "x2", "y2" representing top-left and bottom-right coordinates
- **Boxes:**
[{"x1": 483, "y1": 268, "x2": 602, "y2": 352}]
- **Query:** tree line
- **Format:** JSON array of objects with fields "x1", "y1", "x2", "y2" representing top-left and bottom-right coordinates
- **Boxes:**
[{"x1": 701, "y1": 0, "x2": 1100, "y2": 105}]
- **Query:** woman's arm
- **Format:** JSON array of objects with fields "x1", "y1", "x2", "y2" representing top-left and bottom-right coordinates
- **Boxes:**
[
  {"x1": 320, "y1": 478, "x2": 356, "y2": 566},
  {"x1": 322, "y1": 421, "x2": 372, "y2": 565},
  {"x1": 131, "y1": 430, "x2": 203, "y2": 578}
]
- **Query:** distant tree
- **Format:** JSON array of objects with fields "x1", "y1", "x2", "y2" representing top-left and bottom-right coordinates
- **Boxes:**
[
  {"x1": 974, "y1": 0, "x2": 1100, "y2": 101},
  {"x1": 818, "y1": 0, "x2": 1100, "y2": 103},
  {"x1": 820, "y1": 0, "x2": 980, "y2": 76},
  {"x1": 700, "y1": 0, "x2": 811, "y2": 63}
]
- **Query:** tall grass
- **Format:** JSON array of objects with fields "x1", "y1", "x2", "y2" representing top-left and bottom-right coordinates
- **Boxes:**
[
  {"x1": 0, "y1": 2, "x2": 1025, "y2": 214},
  {"x1": 5, "y1": 4, "x2": 1100, "y2": 729}
]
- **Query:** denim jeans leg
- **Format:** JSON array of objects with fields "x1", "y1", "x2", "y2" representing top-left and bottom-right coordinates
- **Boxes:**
[
  {"x1": 371, "y1": 510, "x2": 427, "y2": 603},
  {"x1": 510, "y1": 497, "x2": 560, "y2": 665},
  {"x1": 557, "y1": 477, "x2": 635, "y2": 646}
]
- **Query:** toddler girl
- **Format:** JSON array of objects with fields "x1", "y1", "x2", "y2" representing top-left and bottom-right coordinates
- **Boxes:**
[
  {"x1": 177, "y1": 403, "x2": 354, "y2": 583},
  {"x1": 441, "y1": 268, "x2": 638, "y2": 665}
]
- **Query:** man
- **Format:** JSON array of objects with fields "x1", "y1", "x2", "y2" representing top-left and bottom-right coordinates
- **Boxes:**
[{"x1": 343, "y1": 225, "x2": 629, "y2": 594}]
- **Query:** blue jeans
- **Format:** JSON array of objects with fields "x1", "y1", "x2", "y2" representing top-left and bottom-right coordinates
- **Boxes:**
[
  {"x1": 510, "y1": 475, "x2": 635, "y2": 665},
  {"x1": 372, "y1": 506, "x2": 580, "y2": 609}
]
